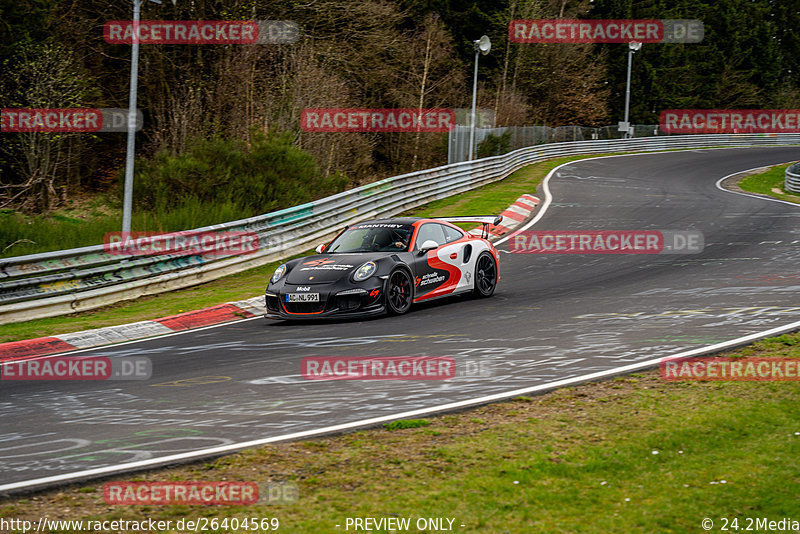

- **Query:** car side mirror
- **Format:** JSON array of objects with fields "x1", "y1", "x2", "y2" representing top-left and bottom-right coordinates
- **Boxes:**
[
  {"x1": 315, "y1": 244, "x2": 326, "y2": 254},
  {"x1": 418, "y1": 240, "x2": 439, "y2": 255}
]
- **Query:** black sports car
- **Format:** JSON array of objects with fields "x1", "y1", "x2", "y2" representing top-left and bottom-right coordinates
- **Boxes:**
[{"x1": 264, "y1": 216, "x2": 501, "y2": 319}]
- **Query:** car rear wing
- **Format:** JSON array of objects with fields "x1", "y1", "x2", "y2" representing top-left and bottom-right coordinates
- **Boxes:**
[{"x1": 436, "y1": 216, "x2": 503, "y2": 239}]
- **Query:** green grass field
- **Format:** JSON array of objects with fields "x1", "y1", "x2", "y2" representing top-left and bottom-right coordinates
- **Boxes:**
[
  {"x1": 0, "y1": 197, "x2": 252, "y2": 259},
  {"x1": 737, "y1": 162, "x2": 800, "y2": 204}
]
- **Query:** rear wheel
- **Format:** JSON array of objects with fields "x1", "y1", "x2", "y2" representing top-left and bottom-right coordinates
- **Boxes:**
[
  {"x1": 473, "y1": 252, "x2": 497, "y2": 297},
  {"x1": 386, "y1": 268, "x2": 413, "y2": 315}
]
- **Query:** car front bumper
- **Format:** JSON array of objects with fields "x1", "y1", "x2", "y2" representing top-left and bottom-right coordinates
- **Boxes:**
[{"x1": 264, "y1": 283, "x2": 386, "y2": 320}]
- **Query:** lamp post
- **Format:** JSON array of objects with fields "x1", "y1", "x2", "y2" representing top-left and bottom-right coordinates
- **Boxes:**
[
  {"x1": 121, "y1": 0, "x2": 175, "y2": 233},
  {"x1": 622, "y1": 41, "x2": 642, "y2": 139},
  {"x1": 469, "y1": 35, "x2": 491, "y2": 161}
]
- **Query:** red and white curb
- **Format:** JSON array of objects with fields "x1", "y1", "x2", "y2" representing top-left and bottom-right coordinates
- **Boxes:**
[
  {"x1": 0, "y1": 296, "x2": 266, "y2": 362},
  {"x1": 468, "y1": 194, "x2": 539, "y2": 238}
]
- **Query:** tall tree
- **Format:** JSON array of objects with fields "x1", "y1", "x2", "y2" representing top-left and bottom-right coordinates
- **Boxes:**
[
  {"x1": 0, "y1": 42, "x2": 98, "y2": 211},
  {"x1": 591, "y1": 0, "x2": 785, "y2": 123}
]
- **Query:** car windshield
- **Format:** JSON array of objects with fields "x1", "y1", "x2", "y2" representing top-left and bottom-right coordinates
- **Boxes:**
[{"x1": 326, "y1": 223, "x2": 414, "y2": 253}]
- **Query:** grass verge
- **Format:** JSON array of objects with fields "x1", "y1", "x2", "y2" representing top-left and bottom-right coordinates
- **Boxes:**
[
  {"x1": 402, "y1": 154, "x2": 607, "y2": 229},
  {"x1": 0, "y1": 197, "x2": 256, "y2": 259},
  {"x1": 737, "y1": 162, "x2": 800, "y2": 204},
  {"x1": 2, "y1": 331, "x2": 798, "y2": 532}
]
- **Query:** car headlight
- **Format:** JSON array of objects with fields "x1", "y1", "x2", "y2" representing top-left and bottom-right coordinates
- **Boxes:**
[
  {"x1": 353, "y1": 261, "x2": 377, "y2": 282},
  {"x1": 271, "y1": 263, "x2": 287, "y2": 284}
]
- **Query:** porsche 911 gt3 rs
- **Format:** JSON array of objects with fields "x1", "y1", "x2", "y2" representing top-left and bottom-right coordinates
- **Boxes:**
[{"x1": 264, "y1": 216, "x2": 501, "y2": 319}]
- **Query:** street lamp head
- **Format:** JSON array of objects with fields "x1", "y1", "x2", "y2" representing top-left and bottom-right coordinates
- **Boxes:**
[
  {"x1": 629, "y1": 41, "x2": 642, "y2": 51},
  {"x1": 474, "y1": 35, "x2": 491, "y2": 55}
]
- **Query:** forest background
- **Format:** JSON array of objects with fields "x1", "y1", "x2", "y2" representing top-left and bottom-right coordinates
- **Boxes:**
[{"x1": 0, "y1": 0, "x2": 797, "y2": 233}]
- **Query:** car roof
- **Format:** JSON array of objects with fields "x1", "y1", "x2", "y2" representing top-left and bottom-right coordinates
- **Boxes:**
[{"x1": 350, "y1": 217, "x2": 450, "y2": 226}]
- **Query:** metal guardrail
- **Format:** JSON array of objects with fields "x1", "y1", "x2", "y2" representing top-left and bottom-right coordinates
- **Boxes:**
[
  {"x1": 786, "y1": 162, "x2": 800, "y2": 194},
  {"x1": 448, "y1": 123, "x2": 667, "y2": 164},
  {"x1": 1, "y1": 133, "x2": 799, "y2": 324}
]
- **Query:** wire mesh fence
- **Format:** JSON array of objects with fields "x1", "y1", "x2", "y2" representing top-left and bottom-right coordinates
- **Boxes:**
[{"x1": 448, "y1": 124, "x2": 669, "y2": 164}]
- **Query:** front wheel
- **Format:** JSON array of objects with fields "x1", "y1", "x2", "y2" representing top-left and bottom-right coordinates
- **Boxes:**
[
  {"x1": 473, "y1": 252, "x2": 497, "y2": 298},
  {"x1": 386, "y1": 268, "x2": 413, "y2": 315}
]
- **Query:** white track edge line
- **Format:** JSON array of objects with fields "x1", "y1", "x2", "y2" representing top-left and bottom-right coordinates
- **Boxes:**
[
  {"x1": 496, "y1": 148, "x2": 800, "y2": 246},
  {"x1": 2, "y1": 318, "x2": 799, "y2": 493},
  {"x1": 714, "y1": 163, "x2": 800, "y2": 207},
  {"x1": 0, "y1": 315, "x2": 265, "y2": 366}
]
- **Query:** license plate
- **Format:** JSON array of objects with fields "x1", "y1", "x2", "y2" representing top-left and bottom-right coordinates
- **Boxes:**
[{"x1": 286, "y1": 293, "x2": 320, "y2": 302}]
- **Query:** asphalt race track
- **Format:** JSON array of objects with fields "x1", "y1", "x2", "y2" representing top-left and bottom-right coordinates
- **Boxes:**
[{"x1": 2, "y1": 147, "x2": 799, "y2": 493}]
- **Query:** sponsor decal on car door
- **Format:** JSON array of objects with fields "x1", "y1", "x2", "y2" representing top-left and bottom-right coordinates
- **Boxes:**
[
  {"x1": 411, "y1": 223, "x2": 462, "y2": 300},
  {"x1": 420, "y1": 245, "x2": 464, "y2": 300}
]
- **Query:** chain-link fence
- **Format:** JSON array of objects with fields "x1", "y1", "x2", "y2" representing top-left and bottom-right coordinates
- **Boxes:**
[{"x1": 449, "y1": 124, "x2": 669, "y2": 164}]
